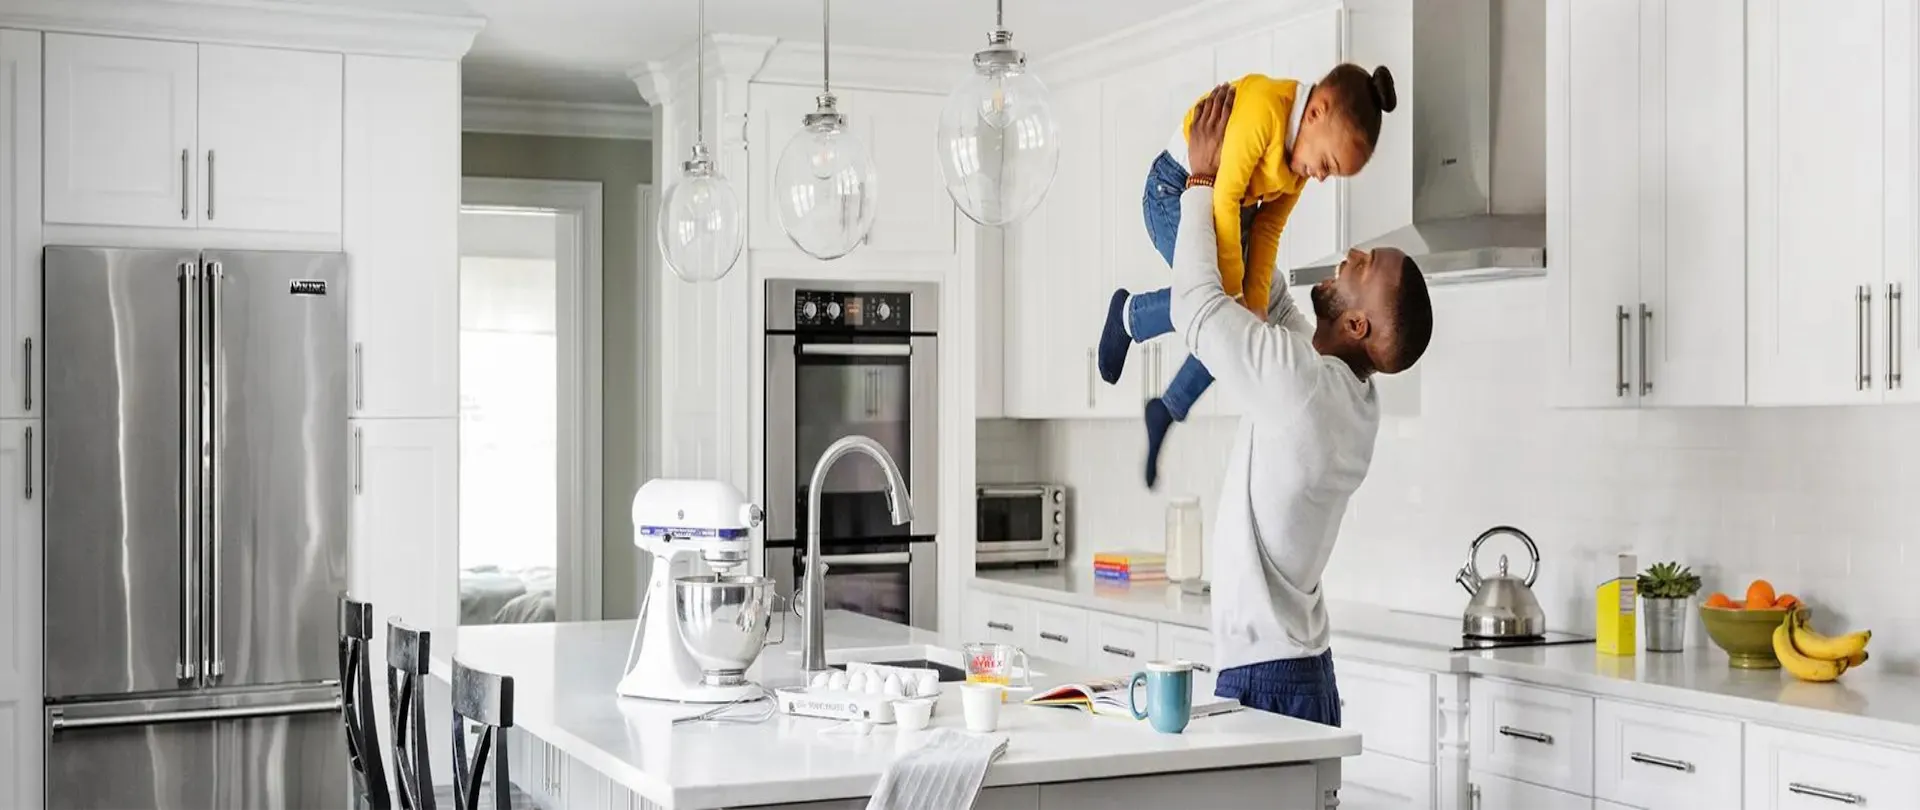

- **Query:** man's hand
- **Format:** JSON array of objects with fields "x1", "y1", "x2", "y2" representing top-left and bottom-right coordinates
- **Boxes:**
[{"x1": 1186, "y1": 83, "x2": 1235, "y2": 181}]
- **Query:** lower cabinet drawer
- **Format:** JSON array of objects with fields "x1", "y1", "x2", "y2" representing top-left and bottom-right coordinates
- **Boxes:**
[
  {"x1": 1025, "y1": 602, "x2": 1089, "y2": 668},
  {"x1": 1156, "y1": 623, "x2": 1218, "y2": 701},
  {"x1": 1471, "y1": 770, "x2": 1592, "y2": 810},
  {"x1": 1744, "y1": 723, "x2": 1920, "y2": 810},
  {"x1": 1593, "y1": 698, "x2": 1740, "y2": 810},
  {"x1": 965, "y1": 590, "x2": 1028, "y2": 647},
  {"x1": 1340, "y1": 750, "x2": 1433, "y2": 810},
  {"x1": 1087, "y1": 613, "x2": 1158, "y2": 675},
  {"x1": 1469, "y1": 678, "x2": 1595, "y2": 796},
  {"x1": 1338, "y1": 657, "x2": 1436, "y2": 763}
]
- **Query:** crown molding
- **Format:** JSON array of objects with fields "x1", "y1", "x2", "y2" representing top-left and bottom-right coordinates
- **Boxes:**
[
  {"x1": 463, "y1": 97, "x2": 653, "y2": 142},
  {"x1": 1037, "y1": 0, "x2": 1407, "y2": 86},
  {"x1": 630, "y1": 34, "x2": 778, "y2": 107},
  {"x1": 752, "y1": 41, "x2": 968, "y2": 95},
  {"x1": 0, "y1": 0, "x2": 484, "y2": 60}
]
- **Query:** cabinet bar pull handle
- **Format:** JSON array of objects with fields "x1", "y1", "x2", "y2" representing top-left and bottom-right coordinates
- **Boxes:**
[
  {"x1": 180, "y1": 149, "x2": 190, "y2": 220},
  {"x1": 1639, "y1": 304, "x2": 1653, "y2": 395},
  {"x1": 1859, "y1": 286, "x2": 1872, "y2": 390},
  {"x1": 1085, "y1": 348, "x2": 1095, "y2": 409},
  {"x1": 1889, "y1": 283, "x2": 1902, "y2": 389},
  {"x1": 1615, "y1": 306, "x2": 1629, "y2": 397},
  {"x1": 1497, "y1": 725, "x2": 1553, "y2": 745},
  {"x1": 206, "y1": 150, "x2": 216, "y2": 221},
  {"x1": 23, "y1": 425, "x2": 32, "y2": 499},
  {"x1": 352, "y1": 427, "x2": 364, "y2": 494},
  {"x1": 1193, "y1": 663, "x2": 1212, "y2": 673},
  {"x1": 1101, "y1": 645, "x2": 1136, "y2": 658},
  {"x1": 1788, "y1": 783, "x2": 1864, "y2": 805},
  {"x1": 22, "y1": 337, "x2": 31, "y2": 412},
  {"x1": 1629, "y1": 752, "x2": 1693, "y2": 772},
  {"x1": 986, "y1": 621, "x2": 1014, "y2": 632},
  {"x1": 353, "y1": 343, "x2": 364, "y2": 411},
  {"x1": 1038, "y1": 631, "x2": 1068, "y2": 643}
]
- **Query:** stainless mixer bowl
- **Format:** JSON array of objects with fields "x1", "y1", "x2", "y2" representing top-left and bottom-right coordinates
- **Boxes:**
[{"x1": 672, "y1": 574, "x2": 778, "y2": 677}]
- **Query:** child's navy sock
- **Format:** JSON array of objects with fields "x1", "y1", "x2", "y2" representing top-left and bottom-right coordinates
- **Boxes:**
[
  {"x1": 1144, "y1": 398, "x2": 1174, "y2": 489},
  {"x1": 1097, "y1": 288, "x2": 1131, "y2": 384}
]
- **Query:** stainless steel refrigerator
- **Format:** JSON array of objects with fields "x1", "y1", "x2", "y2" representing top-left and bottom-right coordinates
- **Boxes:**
[{"x1": 41, "y1": 247, "x2": 350, "y2": 809}]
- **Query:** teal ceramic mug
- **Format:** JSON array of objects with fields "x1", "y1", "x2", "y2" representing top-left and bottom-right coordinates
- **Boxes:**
[{"x1": 1128, "y1": 660, "x2": 1194, "y2": 734}]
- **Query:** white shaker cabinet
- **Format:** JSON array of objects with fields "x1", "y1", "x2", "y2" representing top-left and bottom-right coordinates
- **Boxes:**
[
  {"x1": 0, "y1": 421, "x2": 40, "y2": 810},
  {"x1": 0, "y1": 30, "x2": 40, "y2": 421},
  {"x1": 43, "y1": 33, "x2": 198, "y2": 229},
  {"x1": 1004, "y1": 80, "x2": 1103, "y2": 419},
  {"x1": 1341, "y1": 751, "x2": 1433, "y2": 810},
  {"x1": 43, "y1": 34, "x2": 344, "y2": 235},
  {"x1": 1746, "y1": 0, "x2": 1906, "y2": 406},
  {"x1": 843, "y1": 88, "x2": 956, "y2": 256},
  {"x1": 195, "y1": 44, "x2": 342, "y2": 234},
  {"x1": 1548, "y1": 0, "x2": 1746, "y2": 409},
  {"x1": 1470, "y1": 771, "x2": 1592, "y2": 810},
  {"x1": 344, "y1": 54, "x2": 460, "y2": 420},
  {"x1": 348, "y1": 419, "x2": 458, "y2": 656},
  {"x1": 1743, "y1": 724, "x2": 1920, "y2": 810}
]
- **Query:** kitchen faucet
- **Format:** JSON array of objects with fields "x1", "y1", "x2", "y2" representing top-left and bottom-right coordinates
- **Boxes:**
[{"x1": 802, "y1": 435, "x2": 913, "y2": 674}]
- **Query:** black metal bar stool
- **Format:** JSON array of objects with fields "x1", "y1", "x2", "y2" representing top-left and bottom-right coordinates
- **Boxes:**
[
  {"x1": 450, "y1": 659, "x2": 519, "y2": 810},
  {"x1": 340, "y1": 597, "x2": 392, "y2": 810},
  {"x1": 386, "y1": 620, "x2": 436, "y2": 810}
]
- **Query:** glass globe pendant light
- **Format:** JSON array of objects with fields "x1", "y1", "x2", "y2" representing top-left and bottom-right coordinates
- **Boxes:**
[
  {"x1": 658, "y1": 0, "x2": 745, "y2": 283},
  {"x1": 772, "y1": 0, "x2": 878, "y2": 260},
  {"x1": 936, "y1": 0, "x2": 1059, "y2": 227}
]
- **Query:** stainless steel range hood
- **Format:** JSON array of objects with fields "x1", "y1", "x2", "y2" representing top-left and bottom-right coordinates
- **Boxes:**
[{"x1": 1292, "y1": 0, "x2": 1546, "y2": 287}]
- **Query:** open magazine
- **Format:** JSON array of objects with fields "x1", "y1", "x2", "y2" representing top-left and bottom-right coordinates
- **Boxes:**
[{"x1": 1023, "y1": 678, "x2": 1136, "y2": 716}]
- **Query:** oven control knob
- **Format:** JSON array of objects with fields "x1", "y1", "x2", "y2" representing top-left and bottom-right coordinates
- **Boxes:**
[
  {"x1": 875, "y1": 301, "x2": 893, "y2": 322},
  {"x1": 1053, "y1": 513, "x2": 1063, "y2": 525},
  {"x1": 826, "y1": 301, "x2": 842, "y2": 320},
  {"x1": 1051, "y1": 491, "x2": 1064, "y2": 504},
  {"x1": 801, "y1": 300, "x2": 819, "y2": 320},
  {"x1": 1053, "y1": 531, "x2": 1063, "y2": 545}
]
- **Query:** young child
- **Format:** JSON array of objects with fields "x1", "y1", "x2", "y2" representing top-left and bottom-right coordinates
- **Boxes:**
[{"x1": 1096, "y1": 64, "x2": 1399, "y2": 487}]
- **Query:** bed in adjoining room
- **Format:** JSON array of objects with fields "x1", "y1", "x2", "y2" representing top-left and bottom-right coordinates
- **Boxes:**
[{"x1": 459, "y1": 565, "x2": 556, "y2": 624}]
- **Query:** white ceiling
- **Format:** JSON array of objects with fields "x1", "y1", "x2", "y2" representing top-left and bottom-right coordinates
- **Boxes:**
[{"x1": 459, "y1": 0, "x2": 1184, "y2": 105}]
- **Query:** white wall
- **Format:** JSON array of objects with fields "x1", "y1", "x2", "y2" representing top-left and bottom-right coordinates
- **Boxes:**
[{"x1": 982, "y1": 280, "x2": 1920, "y2": 673}]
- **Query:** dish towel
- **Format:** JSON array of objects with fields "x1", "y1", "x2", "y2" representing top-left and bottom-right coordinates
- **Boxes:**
[{"x1": 866, "y1": 728, "x2": 1009, "y2": 810}]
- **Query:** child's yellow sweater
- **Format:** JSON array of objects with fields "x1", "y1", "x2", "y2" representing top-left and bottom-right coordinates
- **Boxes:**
[{"x1": 1177, "y1": 74, "x2": 1310, "y2": 316}]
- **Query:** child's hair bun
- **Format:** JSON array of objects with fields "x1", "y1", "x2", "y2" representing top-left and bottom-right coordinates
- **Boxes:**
[{"x1": 1370, "y1": 66, "x2": 1398, "y2": 114}]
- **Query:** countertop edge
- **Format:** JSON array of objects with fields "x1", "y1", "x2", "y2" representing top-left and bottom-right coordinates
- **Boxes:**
[{"x1": 968, "y1": 574, "x2": 1207, "y2": 628}]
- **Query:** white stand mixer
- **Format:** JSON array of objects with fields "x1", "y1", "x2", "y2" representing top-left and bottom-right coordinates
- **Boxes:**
[{"x1": 617, "y1": 478, "x2": 775, "y2": 704}]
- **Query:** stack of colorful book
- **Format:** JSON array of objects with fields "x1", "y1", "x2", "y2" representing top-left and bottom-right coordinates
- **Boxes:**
[{"x1": 1093, "y1": 551, "x2": 1166, "y2": 583}]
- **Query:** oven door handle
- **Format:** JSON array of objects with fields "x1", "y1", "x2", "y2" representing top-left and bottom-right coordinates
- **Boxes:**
[
  {"x1": 979, "y1": 486, "x2": 1048, "y2": 498},
  {"x1": 799, "y1": 344, "x2": 912, "y2": 357},
  {"x1": 820, "y1": 552, "x2": 912, "y2": 565}
]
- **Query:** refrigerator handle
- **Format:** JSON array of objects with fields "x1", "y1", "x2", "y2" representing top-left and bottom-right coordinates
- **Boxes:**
[
  {"x1": 48, "y1": 698, "x2": 342, "y2": 733},
  {"x1": 178, "y1": 261, "x2": 199, "y2": 683},
  {"x1": 207, "y1": 261, "x2": 225, "y2": 680}
]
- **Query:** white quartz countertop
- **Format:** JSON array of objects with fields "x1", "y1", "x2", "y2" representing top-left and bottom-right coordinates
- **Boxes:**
[
  {"x1": 432, "y1": 611, "x2": 1360, "y2": 809},
  {"x1": 971, "y1": 569, "x2": 1468, "y2": 671},
  {"x1": 974, "y1": 569, "x2": 1920, "y2": 749}
]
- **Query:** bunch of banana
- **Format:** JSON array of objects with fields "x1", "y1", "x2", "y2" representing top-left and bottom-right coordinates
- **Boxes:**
[{"x1": 1773, "y1": 611, "x2": 1872, "y2": 683}]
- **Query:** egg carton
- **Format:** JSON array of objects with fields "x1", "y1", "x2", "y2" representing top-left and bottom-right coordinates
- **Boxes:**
[
  {"x1": 839, "y1": 662, "x2": 941, "y2": 697},
  {"x1": 775, "y1": 686, "x2": 920, "y2": 724}
]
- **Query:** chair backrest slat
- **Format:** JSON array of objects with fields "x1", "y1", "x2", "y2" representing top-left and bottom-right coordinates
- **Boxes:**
[
  {"x1": 387, "y1": 620, "x2": 435, "y2": 810},
  {"x1": 450, "y1": 659, "x2": 515, "y2": 810},
  {"x1": 339, "y1": 596, "x2": 391, "y2": 810}
]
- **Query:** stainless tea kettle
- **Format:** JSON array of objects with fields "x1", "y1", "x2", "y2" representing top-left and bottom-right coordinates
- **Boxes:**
[{"x1": 1455, "y1": 525, "x2": 1546, "y2": 638}]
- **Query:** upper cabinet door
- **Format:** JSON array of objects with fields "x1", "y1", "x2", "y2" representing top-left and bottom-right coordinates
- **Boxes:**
[
  {"x1": 1641, "y1": 0, "x2": 1746, "y2": 407},
  {"x1": 0, "y1": 31, "x2": 41, "y2": 421},
  {"x1": 747, "y1": 84, "x2": 818, "y2": 253},
  {"x1": 1747, "y1": 0, "x2": 1889, "y2": 406},
  {"x1": 43, "y1": 33, "x2": 198, "y2": 229},
  {"x1": 1548, "y1": 0, "x2": 1643, "y2": 408},
  {"x1": 852, "y1": 89, "x2": 956, "y2": 255},
  {"x1": 197, "y1": 45, "x2": 343, "y2": 234}
]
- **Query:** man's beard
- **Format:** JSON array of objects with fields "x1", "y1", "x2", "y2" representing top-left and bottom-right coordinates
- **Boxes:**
[{"x1": 1310, "y1": 282, "x2": 1346, "y2": 321}]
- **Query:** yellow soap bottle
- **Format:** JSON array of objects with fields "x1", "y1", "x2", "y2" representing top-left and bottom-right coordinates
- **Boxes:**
[{"x1": 1596, "y1": 553, "x2": 1637, "y2": 656}]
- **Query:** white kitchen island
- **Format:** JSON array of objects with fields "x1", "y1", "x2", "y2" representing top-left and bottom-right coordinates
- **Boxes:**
[{"x1": 430, "y1": 610, "x2": 1359, "y2": 809}]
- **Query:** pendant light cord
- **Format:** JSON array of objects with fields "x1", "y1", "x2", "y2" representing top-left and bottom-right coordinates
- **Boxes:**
[
  {"x1": 996, "y1": 0, "x2": 1004, "y2": 29},
  {"x1": 695, "y1": 0, "x2": 707, "y2": 146},
  {"x1": 821, "y1": 0, "x2": 832, "y2": 95}
]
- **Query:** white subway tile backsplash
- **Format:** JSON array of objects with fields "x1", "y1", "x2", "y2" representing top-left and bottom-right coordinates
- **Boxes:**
[{"x1": 1008, "y1": 281, "x2": 1920, "y2": 672}]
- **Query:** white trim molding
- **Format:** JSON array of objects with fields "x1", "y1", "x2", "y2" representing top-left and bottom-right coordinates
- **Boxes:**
[
  {"x1": 460, "y1": 177, "x2": 607, "y2": 622},
  {"x1": 751, "y1": 41, "x2": 969, "y2": 95},
  {"x1": 463, "y1": 97, "x2": 654, "y2": 142},
  {"x1": 0, "y1": 0, "x2": 483, "y2": 60}
]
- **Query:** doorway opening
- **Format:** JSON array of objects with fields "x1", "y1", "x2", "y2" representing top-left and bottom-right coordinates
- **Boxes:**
[{"x1": 458, "y1": 178, "x2": 603, "y2": 625}]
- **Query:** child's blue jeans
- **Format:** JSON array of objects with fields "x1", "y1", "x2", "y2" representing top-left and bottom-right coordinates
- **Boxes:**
[{"x1": 1128, "y1": 150, "x2": 1257, "y2": 420}]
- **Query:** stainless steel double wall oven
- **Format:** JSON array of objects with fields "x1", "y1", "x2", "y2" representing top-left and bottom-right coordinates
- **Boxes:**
[{"x1": 764, "y1": 280, "x2": 939, "y2": 630}]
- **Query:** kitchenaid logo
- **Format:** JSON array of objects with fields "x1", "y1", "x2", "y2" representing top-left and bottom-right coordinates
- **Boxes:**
[{"x1": 289, "y1": 280, "x2": 327, "y2": 296}]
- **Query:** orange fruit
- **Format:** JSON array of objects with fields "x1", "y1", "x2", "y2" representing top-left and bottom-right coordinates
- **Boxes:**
[
  {"x1": 1774, "y1": 593, "x2": 1801, "y2": 610},
  {"x1": 1704, "y1": 592, "x2": 1734, "y2": 609},
  {"x1": 1746, "y1": 579, "x2": 1777, "y2": 609}
]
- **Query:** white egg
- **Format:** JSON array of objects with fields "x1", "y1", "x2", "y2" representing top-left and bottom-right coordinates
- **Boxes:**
[
  {"x1": 918, "y1": 672, "x2": 938, "y2": 695},
  {"x1": 882, "y1": 676, "x2": 904, "y2": 699},
  {"x1": 864, "y1": 670, "x2": 884, "y2": 693},
  {"x1": 810, "y1": 671, "x2": 831, "y2": 688},
  {"x1": 827, "y1": 671, "x2": 850, "y2": 691},
  {"x1": 897, "y1": 678, "x2": 919, "y2": 698}
]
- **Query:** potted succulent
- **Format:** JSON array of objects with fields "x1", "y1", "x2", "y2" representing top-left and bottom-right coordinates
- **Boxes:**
[{"x1": 1637, "y1": 561, "x2": 1702, "y2": 652}]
